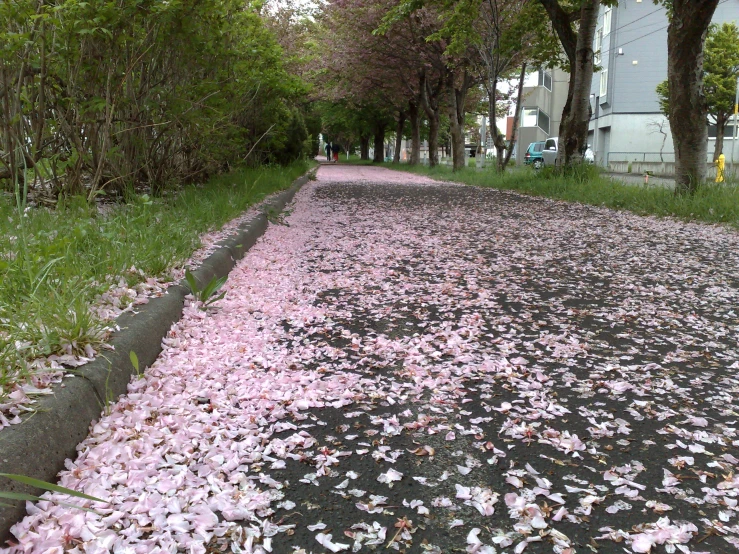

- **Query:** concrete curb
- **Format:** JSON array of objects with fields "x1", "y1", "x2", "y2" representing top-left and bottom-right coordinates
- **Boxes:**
[{"x1": 0, "y1": 171, "x2": 312, "y2": 542}]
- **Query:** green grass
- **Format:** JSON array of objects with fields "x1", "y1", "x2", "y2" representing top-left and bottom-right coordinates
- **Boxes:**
[
  {"x1": 386, "y1": 163, "x2": 739, "y2": 227},
  {"x1": 0, "y1": 161, "x2": 311, "y2": 397}
]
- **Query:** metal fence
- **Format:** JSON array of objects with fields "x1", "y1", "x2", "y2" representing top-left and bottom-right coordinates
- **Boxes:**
[
  {"x1": 606, "y1": 152, "x2": 676, "y2": 164},
  {"x1": 605, "y1": 151, "x2": 736, "y2": 164},
  {"x1": 604, "y1": 151, "x2": 738, "y2": 179}
]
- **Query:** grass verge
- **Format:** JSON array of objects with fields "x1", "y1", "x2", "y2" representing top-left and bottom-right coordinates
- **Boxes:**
[
  {"x1": 383, "y1": 162, "x2": 739, "y2": 227},
  {"x1": 0, "y1": 161, "x2": 311, "y2": 399}
]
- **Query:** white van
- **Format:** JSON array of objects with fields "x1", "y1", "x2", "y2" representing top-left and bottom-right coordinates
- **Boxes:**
[{"x1": 541, "y1": 137, "x2": 594, "y2": 166}]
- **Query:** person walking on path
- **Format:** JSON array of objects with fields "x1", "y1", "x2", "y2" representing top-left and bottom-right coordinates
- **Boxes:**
[
  {"x1": 331, "y1": 142, "x2": 340, "y2": 163},
  {"x1": 324, "y1": 141, "x2": 332, "y2": 162}
]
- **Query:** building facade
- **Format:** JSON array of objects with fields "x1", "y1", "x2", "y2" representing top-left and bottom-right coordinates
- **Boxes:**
[
  {"x1": 514, "y1": 67, "x2": 570, "y2": 165},
  {"x1": 513, "y1": 2, "x2": 738, "y2": 170},
  {"x1": 589, "y1": 1, "x2": 739, "y2": 168}
]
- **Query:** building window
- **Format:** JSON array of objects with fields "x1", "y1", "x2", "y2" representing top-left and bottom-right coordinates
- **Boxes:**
[
  {"x1": 708, "y1": 121, "x2": 737, "y2": 139},
  {"x1": 603, "y1": 7, "x2": 612, "y2": 35},
  {"x1": 594, "y1": 29, "x2": 603, "y2": 65},
  {"x1": 521, "y1": 108, "x2": 538, "y2": 128},
  {"x1": 538, "y1": 110, "x2": 550, "y2": 135},
  {"x1": 521, "y1": 107, "x2": 550, "y2": 135},
  {"x1": 599, "y1": 69, "x2": 608, "y2": 98},
  {"x1": 537, "y1": 68, "x2": 552, "y2": 91}
]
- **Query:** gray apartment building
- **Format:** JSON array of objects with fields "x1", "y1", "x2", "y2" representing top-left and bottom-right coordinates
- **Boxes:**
[
  {"x1": 590, "y1": 0, "x2": 738, "y2": 167},
  {"x1": 514, "y1": 67, "x2": 570, "y2": 165},
  {"x1": 516, "y1": 1, "x2": 738, "y2": 168}
]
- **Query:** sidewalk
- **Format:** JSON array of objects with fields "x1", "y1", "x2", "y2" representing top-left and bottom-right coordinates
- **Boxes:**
[{"x1": 7, "y1": 165, "x2": 739, "y2": 553}]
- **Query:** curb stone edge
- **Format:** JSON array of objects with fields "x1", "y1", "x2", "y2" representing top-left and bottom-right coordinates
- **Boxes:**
[{"x1": 0, "y1": 170, "x2": 313, "y2": 542}]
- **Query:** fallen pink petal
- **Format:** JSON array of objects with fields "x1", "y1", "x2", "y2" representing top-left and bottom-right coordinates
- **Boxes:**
[{"x1": 5, "y1": 165, "x2": 739, "y2": 553}]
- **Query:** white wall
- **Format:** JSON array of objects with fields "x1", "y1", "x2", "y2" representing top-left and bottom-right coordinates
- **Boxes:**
[
  {"x1": 592, "y1": 113, "x2": 738, "y2": 165},
  {"x1": 607, "y1": 114, "x2": 675, "y2": 162}
]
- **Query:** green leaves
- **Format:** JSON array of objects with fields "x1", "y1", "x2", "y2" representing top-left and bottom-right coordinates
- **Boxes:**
[
  {"x1": 184, "y1": 270, "x2": 227, "y2": 308},
  {"x1": 704, "y1": 23, "x2": 739, "y2": 115},
  {"x1": 129, "y1": 350, "x2": 140, "y2": 377},
  {"x1": 656, "y1": 23, "x2": 739, "y2": 120},
  {"x1": 0, "y1": 473, "x2": 108, "y2": 511},
  {"x1": 0, "y1": 0, "x2": 311, "y2": 199}
]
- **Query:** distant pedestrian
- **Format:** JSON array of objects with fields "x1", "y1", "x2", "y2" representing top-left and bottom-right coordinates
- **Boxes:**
[
  {"x1": 325, "y1": 142, "x2": 332, "y2": 162},
  {"x1": 331, "y1": 142, "x2": 340, "y2": 163}
]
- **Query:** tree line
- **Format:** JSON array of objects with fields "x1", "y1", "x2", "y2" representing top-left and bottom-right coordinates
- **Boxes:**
[
  {"x1": 0, "y1": 0, "x2": 319, "y2": 204},
  {"x1": 2, "y1": 0, "x2": 729, "y2": 200},
  {"x1": 310, "y1": 0, "x2": 728, "y2": 194}
]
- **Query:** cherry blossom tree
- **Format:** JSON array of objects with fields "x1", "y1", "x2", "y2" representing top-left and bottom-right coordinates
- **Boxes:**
[{"x1": 315, "y1": 0, "x2": 430, "y2": 163}]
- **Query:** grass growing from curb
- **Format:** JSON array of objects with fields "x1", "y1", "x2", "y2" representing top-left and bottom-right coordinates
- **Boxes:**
[
  {"x1": 382, "y1": 162, "x2": 739, "y2": 227},
  {"x1": 0, "y1": 161, "x2": 311, "y2": 398}
]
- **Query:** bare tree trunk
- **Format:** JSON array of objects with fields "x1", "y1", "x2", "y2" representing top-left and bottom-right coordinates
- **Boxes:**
[
  {"x1": 409, "y1": 101, "x2": 421, "y2": 165},
  {"x1": 373, "y1": 123, "x2": 386, "y2": 163},
  {"x1": 503, "y1": 63, "x2": 527, "y2": 169},
  {"x1": 427, "y1": 113, "x2": 439, "y2": 167},
  {"x1": 667, "y1": 0, "x2": 720, "y2": 193},
  {"x1": 394, "y1": 109, "x2": 406, "y2": 163},
  {"x1": 713, "y1": 113, "x2": 727, "y2": 164},
  {"x1": 360, "y1": 135, "x2": 370, "y2": 160},
  {"x1": 558, "y1": 1, "x2": 598, "y2": 166},
  {"x1": 487, "y1": 77, "x2": 505, "y2": 172},
  {"x1": 447, "y1": 69, "x2": 472, "y2": 171},
  {"x1": 420, "y1": 72, "x2": 442, "y2": 167},
  {"x1": 539, "y1": 0, "x2": 598, "y2": 167},
  {"x1": 33, "y1": 21, "x2": 47, "y2": 156},
  {"x1": 448, "y1": 102, "x2": 466, "y2": 171},
  {"x1": 494, "y1": 134, "x2": 506, "y2": 171},
  {"x1": 0, "y1": 64, "x2": 18, "y2": 190}
]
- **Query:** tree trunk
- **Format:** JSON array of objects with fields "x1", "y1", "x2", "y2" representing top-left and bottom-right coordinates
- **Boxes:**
[
  {"x1": 0, "y1": 64, "x2": 18, "y2": 191},
  {"x1": 360, "y1": 135, "x2": 370, "y2": 160},
  {"x1": 427, "y1": 113, "x2": 439, "y2": 167},
  {"x1": 409, "y1": 102, "x2": 421, "y2": 165},
  {"x1": 667, "y1": 0, "x2": 720, "y2": 193},
  {"x1": 394, "y1": 110, "x2": 406, "y2": 163},
  {"x1": 420, "y1": 72, "x2": 442, "y2": 167},
  {"x1": 494, "y1": 134, "x2": 506, "y2": 171},
  {"x1": 487, "y1": 77, "x2": 504, "y2": 171},
  {"x1": 539, "y1": 0, "x2": 599, "y2": 167},
  {"x1": 714, "y1": 113, "x2": 727, "y2": 162},
  {"x1": 446, "y1": 69, "x2": 472, "y2": 171},
  {"x1": 373, "y1": 124, "x2": 386, "y2": 163},
  {"x1": 503, "y1": 63, "x2": 528, "y2": 169},
  {"x1": 558, "y1": 0, "x2": 599, "y2": 167},
  {"x1": 448, "y1": 101, "x2": 466, "y2": 171}
]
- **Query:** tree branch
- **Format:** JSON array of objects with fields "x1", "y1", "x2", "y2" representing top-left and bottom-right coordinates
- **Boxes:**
[{"x1": 538, "y1": 0, "x2": 577, "y2": 64}]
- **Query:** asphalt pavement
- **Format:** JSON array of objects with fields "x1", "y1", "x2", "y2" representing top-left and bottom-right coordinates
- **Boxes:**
[{"x1": 7, "y1": 165, "x2": 739, "y2": 554}]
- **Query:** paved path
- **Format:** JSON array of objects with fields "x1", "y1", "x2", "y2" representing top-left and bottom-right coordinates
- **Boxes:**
[{"x1": 7, "y1": 165, "x2": 739, "y2": 553}]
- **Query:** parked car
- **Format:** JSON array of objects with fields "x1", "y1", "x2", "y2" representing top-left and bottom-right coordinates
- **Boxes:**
[
  {"x1": 541, "y1": 137, "x2": 595, "y2": 166},
  {"x1": 524, "y1": 141, "x2": 546, "y2": 169}
]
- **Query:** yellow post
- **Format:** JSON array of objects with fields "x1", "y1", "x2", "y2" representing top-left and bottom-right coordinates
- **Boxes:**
[{"x1": 716, "y1": 153, "x2": 726, "y2": 183}]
